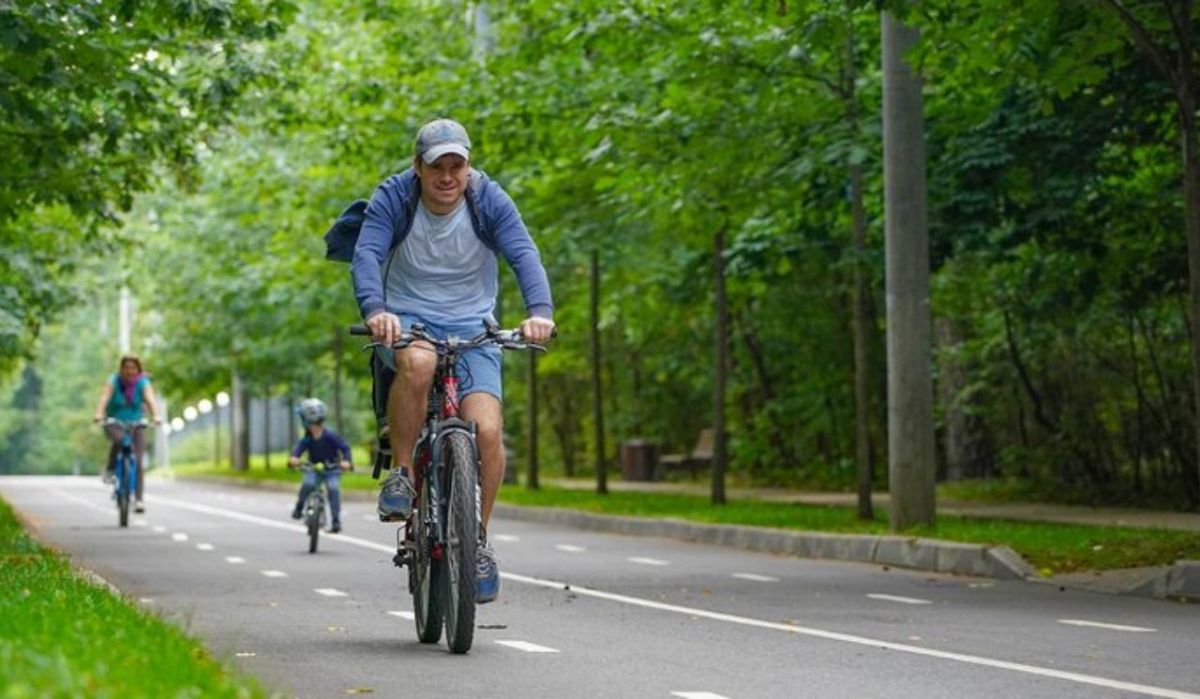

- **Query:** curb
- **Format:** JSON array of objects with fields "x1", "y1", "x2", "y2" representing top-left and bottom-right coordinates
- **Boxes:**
[
  {"x1": 171, "y1": 474, "x2": 1197, "y2": 601},
  {"x1": 489, "y1": 503, "x2": 1035, "y2": 580}
]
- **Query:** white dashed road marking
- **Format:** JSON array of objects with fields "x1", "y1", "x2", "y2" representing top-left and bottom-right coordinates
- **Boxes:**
[
  {"x1": 495, "y1": 640, "x2": 560, "y2": 654},
  {"x1": 732, "y1": 573, "x2": 778, "y2": 582},
  {"x1": 260, "y1": 570, "x2": 288, "y2": 578},
  {"x1": 225, "y1": 556, "x2": 246, "y2": 564},
  {"x1": 493, "y1": 534, "x2": 520, "y2": 542},
  {"x1": 555, "y1": 544, "x2": 586, "y2": 553},
  {"x1": 153, "y1": 525, "x2": 167, "y2": 533},
  {"x1": 133, "y1": 519, "x2": 148, "y2": 527},
  {"x1": 388, "y1": 610, "x2": 415, "y2": 620},
  {"x1": 196, "y1": 543, "x2": 215, "y2": 551},
  {"x1": 171, "y1": 533, "x2": 189, "y2": 542},
  {"x1": 315, "y1": 588, "x2": 348, "y2": 597},
  {"x1": 1058, "y1": 619, "x2": 1157, "y2": 633},
  {"x1": 672, "y1": 693, "x2": 731, "y2": 699},
  {"x1": 628, "y1": 557, "x2": 669, "y2": 566},
  {"x1": 867, "y1": 594, "x2": 932, "y2": 605}
]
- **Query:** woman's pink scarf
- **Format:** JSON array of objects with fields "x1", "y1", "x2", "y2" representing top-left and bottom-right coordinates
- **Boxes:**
[{"x1": 119, "y1": 373, "x2": 146, "y2": 405}]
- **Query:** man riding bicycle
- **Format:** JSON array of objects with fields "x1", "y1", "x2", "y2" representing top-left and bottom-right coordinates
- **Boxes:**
[
  {"x1": 352, "y1": 118, "x2": 555, "y2": 603},
  {"x1": 288, "y1": 398, "x2": 352, "y2": 534},
  {"x1": 92, "y1": 355, "x2": 162, "y2": 513}
]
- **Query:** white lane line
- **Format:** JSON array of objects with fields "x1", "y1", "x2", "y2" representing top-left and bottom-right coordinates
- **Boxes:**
[
  {"x1": 171, "y1": 533, "x2": 189, "y2": 542},
  {"x1": 493, "y1": 534, "x2": 520, "y2": 542},
  {"x1": 388, "y1": 610, "x2": 415, "y2": 620},
  {"x1": 196, "y1": 543, "x2": 215, "y2": 551},
  {"x1": 153, "y1": 525, "x2": 167, "y2": 533},
  {"x1": 225, "y1": 556, "x2": 245, "y2": 564},
  {"x1": 732, "y1": 573, "x2": 778, "y2": 583},
  {"x1": 867, "y1": 593, "x2": 932, "y2": 605},
  {"x1": 672, "y1": 693, "x2": 730, "y2": 699},
  {"x1": 146, "y1": 493, "x2": 1200, "y2": 699},
  {"x1": 1059, "y1": 619, "x2": 1157, "y2": 633},
  {"x1": 260, "y1": 570, "x2": 288, "y2": 578},
  {"x1": 555, "y1": 544, "x2": 586, "y2": 553},
  {"x1": 628, "y1": 557, "x2": 669, "y2": 566},
  {"x1": 315, "y1": 588, "x2": 348, "y2": 597},
  {"x1": 138, "y1": 597, "x2": 155, "y2": 604},
  {"x1": 494, "y1": 640, "x2": 560, "y2": 654},
  {"x1": 133, "y1": 519, "x2": 148, "y2": 527}
]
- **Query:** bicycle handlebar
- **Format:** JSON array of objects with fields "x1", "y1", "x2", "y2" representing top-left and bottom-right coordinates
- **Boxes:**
[
  {"x1": 348, "y1": 323, "x2": 554, "y2": 353},
  {"x1": 102, "y1": 418, "x2": 150, "y2": 430}
]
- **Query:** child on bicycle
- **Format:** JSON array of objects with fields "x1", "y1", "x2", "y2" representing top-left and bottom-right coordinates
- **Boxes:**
[{"x1": 287, "y1": 398, "x2": 352, "y2": 533}]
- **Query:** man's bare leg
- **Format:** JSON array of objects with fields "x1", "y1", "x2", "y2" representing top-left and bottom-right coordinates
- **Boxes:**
[
  {"x1": 389, "y1": 344, "x2": 435, "y2": 469},
  {"x1": 460, "y1": 393, "x2": 504, "y2": 529}
]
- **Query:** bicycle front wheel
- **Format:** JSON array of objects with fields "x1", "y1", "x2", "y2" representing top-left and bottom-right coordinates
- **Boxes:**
[
  {"x1": 441, "y1": 431, "x2": 479, "y2": 654},
  {"x1": 413, "y1": 468, "x2": 444, "y2": 644},
  {"x1": 117, "y1": 457, "x2": 130, "y2": 528}
]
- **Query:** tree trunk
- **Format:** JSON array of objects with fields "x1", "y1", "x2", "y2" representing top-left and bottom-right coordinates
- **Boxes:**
[
  {"x1": 850, "y1": 161, "x2": 874, "y2": 520},
  {"x1": 591, "y1": 249, "x2": 607, "y2": 495},
  {"x1": 333, "y1": 325, "x2": 344, "y2": 434},
  {"x1": 1178, "y1": 6, "x2": 1200, "y2": 508},
  {"x1": 712, "y1": 228, "x2": 729, "y2": 506},
  {"x1": 231, "y1": 368, "x2": 250, "y2": 471},
  {"x1": 882, "y1": 10, "x2": 936, "y2": 529},
  {"x1": 264, "y1": 393, "x2": 271, "y2": 471},
  {"x1": 527, "y1": 351, "x2": 540, "y2": 490}
]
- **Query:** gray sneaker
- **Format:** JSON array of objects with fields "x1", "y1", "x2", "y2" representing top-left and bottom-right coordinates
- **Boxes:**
[{"x1": 378, "y1": 468, "x2": 415, "y2": 522}]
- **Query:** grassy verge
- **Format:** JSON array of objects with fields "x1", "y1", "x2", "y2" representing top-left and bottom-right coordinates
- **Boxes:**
[
  {"x1": 0, "y1": 496, "x2": 267, "y2": 698},
  {"x1": 168, "y1": 459, "x2": 1200, "y2": 574}
]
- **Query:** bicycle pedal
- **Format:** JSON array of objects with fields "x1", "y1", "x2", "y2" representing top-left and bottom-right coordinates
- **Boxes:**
[{"x1": 392, "y1": 550, "x2": 410, "y2": 568}]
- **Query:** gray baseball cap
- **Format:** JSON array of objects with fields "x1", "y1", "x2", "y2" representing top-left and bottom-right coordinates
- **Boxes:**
[{"x1": 415, "y1": 118, "x2": 471, "y2": 164}]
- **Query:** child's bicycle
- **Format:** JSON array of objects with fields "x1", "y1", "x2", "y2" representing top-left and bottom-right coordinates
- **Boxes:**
[
  {"x1": 350, "y1": 321, "x2": 549, "y2": 654},
  {"x1": 293, "y1": 461, "x2": 341, "y2": 553},
  {"x1": 103, "y1": 418, "x2": 148, "y2": 528}
]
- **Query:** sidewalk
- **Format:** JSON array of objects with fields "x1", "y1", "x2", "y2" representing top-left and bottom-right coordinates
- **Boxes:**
[{"x1": 543, "y1": 478, "x2": 1200, "y2": 533}]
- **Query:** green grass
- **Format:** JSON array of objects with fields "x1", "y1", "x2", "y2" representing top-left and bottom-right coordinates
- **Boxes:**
[
  {"x1": 0, "y1": 496, "x2": 267, "y2": 699},
  {"x1": 169, "y1": 458, "x2": 1200, "y2": 575}
]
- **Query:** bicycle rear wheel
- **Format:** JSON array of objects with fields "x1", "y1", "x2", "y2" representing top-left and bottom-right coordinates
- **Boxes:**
[
  {"x1": 441, "y1": 431, "x2": 478, "y2": 654},
  {"x1": 413, "y1": 468, "x2": 444, "y2": 644}
]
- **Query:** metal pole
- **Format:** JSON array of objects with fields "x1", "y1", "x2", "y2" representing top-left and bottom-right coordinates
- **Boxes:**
[{"x1": 118, "y1": 286, "x2": 132, "y2": 354}]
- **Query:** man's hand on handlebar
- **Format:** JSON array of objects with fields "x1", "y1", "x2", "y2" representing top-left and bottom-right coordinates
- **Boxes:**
[
  {"x1": 366, "y1": 311, "x2": 402, "y2": 347},
  {"x1": 340, "y1": 460, "x2": 352, "y2": 471},
  {"x1": 519, "y1": 316, "x2": 556, "y2": 344},
  {"x1": 288, "y1": 456, "x2": 300, "y2": 469}
]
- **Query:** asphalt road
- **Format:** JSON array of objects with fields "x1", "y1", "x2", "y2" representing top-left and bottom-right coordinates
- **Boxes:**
[{"x1": 3, "y1": 475, "x2": 1199, "y2": 699}]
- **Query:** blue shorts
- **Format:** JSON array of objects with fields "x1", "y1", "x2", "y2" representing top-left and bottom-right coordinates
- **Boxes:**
[{"x1": 374, "y1": 314, "x2": 503, "y2": 401}]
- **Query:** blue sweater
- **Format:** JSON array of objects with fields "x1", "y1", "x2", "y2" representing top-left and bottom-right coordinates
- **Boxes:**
[
  {"x1": 291, "y1": 429, "x2": 352, "y2": 466},
  {"x1": 351, "y1": 168, "x2": 554, "y2": 322}
]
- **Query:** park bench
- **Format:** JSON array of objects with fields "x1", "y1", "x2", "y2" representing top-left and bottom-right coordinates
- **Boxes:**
[{"x1": 657, "y1": 428, "x2": 714, "y2": 480}]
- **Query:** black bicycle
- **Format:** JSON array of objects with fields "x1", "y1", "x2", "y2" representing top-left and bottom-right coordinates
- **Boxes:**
[
  {"x1": 293, "y1": 461, "x2": 339, "y2": 553},
  {"x1": 351, "y1": 321, "x2": 547, "y2": 654}
]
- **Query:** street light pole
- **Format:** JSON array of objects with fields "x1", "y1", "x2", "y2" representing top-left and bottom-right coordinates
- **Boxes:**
[{"x1": 216, "y1": 392, "x2": 230, "y2": 470}]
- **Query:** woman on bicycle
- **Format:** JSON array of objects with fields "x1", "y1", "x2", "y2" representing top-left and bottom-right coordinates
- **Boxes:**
[
  {"x1": 92, "y1": 355, "x2": 161, "y2": 513},
  {"x1": 287, "y1": 398, "x2": 352, "y2": 533}
]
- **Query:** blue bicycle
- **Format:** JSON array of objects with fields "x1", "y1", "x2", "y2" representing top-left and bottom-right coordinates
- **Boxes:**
[{"x1": 104, "y1": 418, "x2": 147, "y2": 527}]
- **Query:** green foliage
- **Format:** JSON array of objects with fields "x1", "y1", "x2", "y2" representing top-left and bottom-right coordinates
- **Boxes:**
[{"x1": 2, "y1": 0, "x2": 1198, "y2": 508}]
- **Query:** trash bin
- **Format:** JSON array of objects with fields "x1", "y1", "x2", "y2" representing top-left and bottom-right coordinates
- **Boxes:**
[{"x1": 620, "y1": 439, "x2": 658, "y2": 481}]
